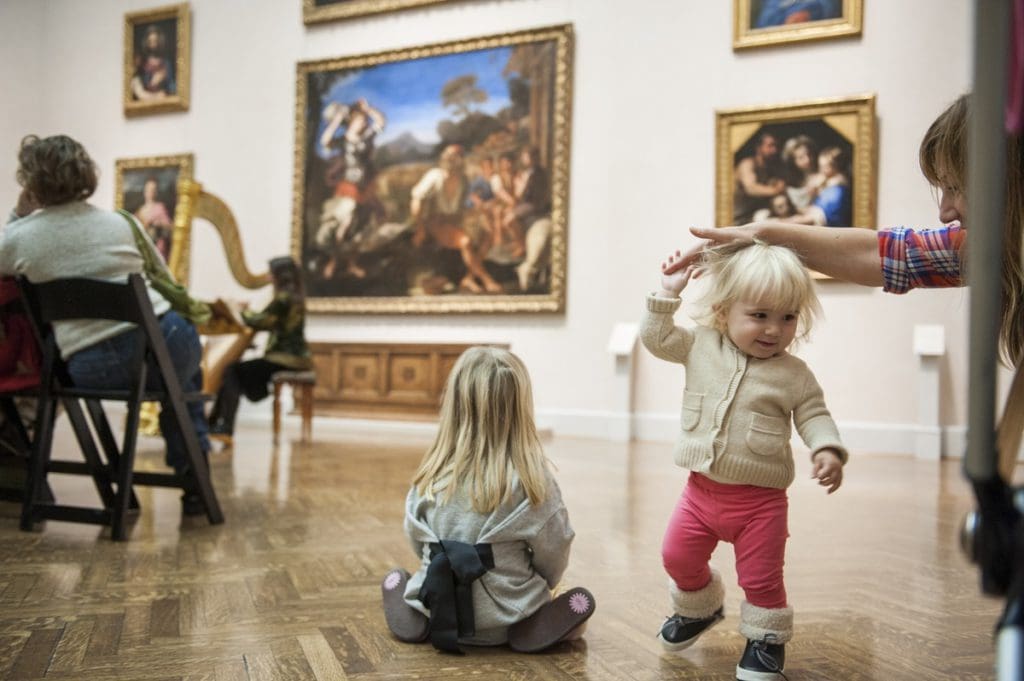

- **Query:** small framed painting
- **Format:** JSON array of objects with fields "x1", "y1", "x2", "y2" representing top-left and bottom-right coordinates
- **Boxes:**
[
  {"x1": 716, "y1": 94, "x2": 876, "y2": 230},
  {"x1": 123, "y1": 3, "x2": 190, "y2": 116},
  {"x1": 734, "y1": 0, "x2": 863, "y2": 50},
  {"x1": 114, "y1": 153, "x2": 194, "y2": 261}
]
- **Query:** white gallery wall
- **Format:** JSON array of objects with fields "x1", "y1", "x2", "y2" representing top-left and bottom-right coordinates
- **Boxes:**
[{"x1": 0, "y1": 0, "x2": 990, "y2": 454}]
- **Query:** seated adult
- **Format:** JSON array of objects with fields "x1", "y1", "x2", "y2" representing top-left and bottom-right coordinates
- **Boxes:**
[
  {"x1": 208, "y1": 257, "x2": 312, "y2": 444},
  {"x1": 0, "y1": 134, "x2": 211, "y2": 515}
]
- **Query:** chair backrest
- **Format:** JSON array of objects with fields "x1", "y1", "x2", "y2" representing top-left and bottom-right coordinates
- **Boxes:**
[
  {"x1": 20, "y1": 275, "x2": 150, "y2": 326},
  {"x1": 17, "y1": 274, "x2": 163, "y2": 392}
]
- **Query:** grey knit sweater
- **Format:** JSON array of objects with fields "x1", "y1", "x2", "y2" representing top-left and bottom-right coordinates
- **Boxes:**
[
  {"x1": 641, "y1": 293, "x2": 847, "y2": 489},
  {"x1": 403, "y1": 469, "x2": 574, "y2": 645},
  {"x1": 1, "y1": 202, "x2": 171, "y2": 358}
]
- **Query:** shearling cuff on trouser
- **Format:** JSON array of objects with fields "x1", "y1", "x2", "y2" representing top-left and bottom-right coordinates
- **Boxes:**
[
  {"x1": 739, "y1": 600, "x2": 793, "y2": 643},
  {"x1": 669, "y1": 569, "x2": 724, "y2": 619}
]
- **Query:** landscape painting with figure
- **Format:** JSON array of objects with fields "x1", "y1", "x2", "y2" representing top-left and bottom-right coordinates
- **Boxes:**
[{"x1": 292, "y1": 25, "x2": 573, "y2": 314}]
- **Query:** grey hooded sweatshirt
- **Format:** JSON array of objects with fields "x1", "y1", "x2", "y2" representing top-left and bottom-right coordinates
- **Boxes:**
[{"x1": 402, "y1": 470, "x2": 575, "y2": 645}]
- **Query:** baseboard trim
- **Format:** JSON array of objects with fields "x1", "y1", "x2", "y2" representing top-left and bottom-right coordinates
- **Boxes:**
[{"x1": 123, "y1": 402, "x2": 981, "y2": 458}]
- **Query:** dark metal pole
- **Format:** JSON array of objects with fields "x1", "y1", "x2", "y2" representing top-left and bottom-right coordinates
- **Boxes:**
[
  {"x1": 964, "y1": 4, "x2": 1022, "y2": 680},
  {"x1": 966, "y1": 0, "x2": 1010, "y2": 482}
]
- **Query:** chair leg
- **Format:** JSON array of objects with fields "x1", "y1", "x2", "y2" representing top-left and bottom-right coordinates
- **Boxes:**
[
  {"x1": 21, "y1": 398, "x2": 57, "y2": 532},
  {"x1": 111, "y1": 397, "x2": 145, "y2": 541},
  {"x1": 301, "y1": 384, "x2": 313, "y2": 444},
  {"x1": 83, "y1": 399, "x2": 140, "y2": 510},
  {"x1": 272, "y1": 382, "x2": 283, "y2": 444},
  {"x1": 64, "y1": 400, "x2": 119, "y2": 510}
]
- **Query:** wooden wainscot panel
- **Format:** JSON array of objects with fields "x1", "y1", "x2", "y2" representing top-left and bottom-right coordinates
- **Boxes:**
[{"x1": 307, "y1": 342, "x2": 508, "y2": 420}]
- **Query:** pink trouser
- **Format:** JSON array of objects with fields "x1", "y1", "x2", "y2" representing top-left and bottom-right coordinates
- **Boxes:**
[{"x1": 662, "y1": 473, "x2": 789, "y2": 609}]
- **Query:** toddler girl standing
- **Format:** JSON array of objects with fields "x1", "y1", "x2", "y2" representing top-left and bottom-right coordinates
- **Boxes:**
[{"x1": 641, "y1": 241, "x2": 847, "y2": 680}]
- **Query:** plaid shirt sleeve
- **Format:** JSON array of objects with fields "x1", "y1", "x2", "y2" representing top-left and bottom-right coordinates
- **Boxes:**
[{"x1": 878, "y1": 224, "x2": 965, "y2": 293}]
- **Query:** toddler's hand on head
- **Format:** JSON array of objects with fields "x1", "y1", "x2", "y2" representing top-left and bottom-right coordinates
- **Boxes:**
[
  {"x1": 660, "y1": 250, "x2": 695, "y2": 296},
  {"x1": 811, "y1": 449, "x2": 844, "y2": 494}
]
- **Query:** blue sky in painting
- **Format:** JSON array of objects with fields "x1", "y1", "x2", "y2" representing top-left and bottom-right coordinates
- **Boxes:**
[{"x1": 316, "y1": 45, "x2": 514, "y2": 153}]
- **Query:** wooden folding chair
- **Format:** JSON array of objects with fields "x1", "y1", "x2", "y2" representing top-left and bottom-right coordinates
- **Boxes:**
[{"x1": 18, "y1": 274, "x2": 223, "y2": 540}]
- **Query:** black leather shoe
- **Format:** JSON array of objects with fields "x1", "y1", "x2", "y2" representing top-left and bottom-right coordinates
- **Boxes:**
[
  {"x1": 736, "y1": 635, "x2": 787, "y2": 680},
  {"x1": 657, "y1": 606, "x2": 724, "y2": 651}
]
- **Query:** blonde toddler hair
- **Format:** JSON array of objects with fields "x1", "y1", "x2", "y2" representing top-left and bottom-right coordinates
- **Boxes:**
[
  {"x1": 412, "y1": 346, "x2": 549, "y2": 513},
  {"x1": 693, "y1": 240, "x2": 822, "y2": 342}
]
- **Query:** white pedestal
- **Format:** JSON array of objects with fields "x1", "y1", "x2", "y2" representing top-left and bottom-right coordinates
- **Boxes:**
[
  {"x1": 607, "y1": 323, "x2": 639, "y2": 442},
  {"x1": 913, "y1": 324, "x2": 945, "y2": 461}
]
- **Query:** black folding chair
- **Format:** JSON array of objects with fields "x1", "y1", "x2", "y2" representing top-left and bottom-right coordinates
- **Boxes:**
[{"x1": 18, "y1": 274, "x2": 223, "y2": 540}]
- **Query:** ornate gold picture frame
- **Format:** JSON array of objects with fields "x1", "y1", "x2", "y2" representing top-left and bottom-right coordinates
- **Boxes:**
[
  {"x1": 293, "y1": 24, "x2": 574, "y2": 314},
  {"x1": 123, "y1": 3, "x2": 190, "y2": 117},
  {"x1": 733, "y1": 0, "x2": 863, "y2": 50},
  {"x1": 715, "y1": 94, "x2": 876, "y2": 231},
  {"x1": 303, "y1": 0, "x2": 458, "y2": 25},
  {"x1": 114, "y1": 153, "x2": 194, "y2": 264}
]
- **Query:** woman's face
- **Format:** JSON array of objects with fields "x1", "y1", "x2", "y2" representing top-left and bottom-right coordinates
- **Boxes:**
[
  {"x1": 143, "y1": 180, "x2": 158, "y2": 201},
  {"x1": 144, "y1": 29, "x2": 162, "y2": 51},
  {"x1": 793, "y1": 146, "x2": 813, "y2": 172},
  {"x1": 936, "y1": 163, "x2": 967, "y2": 224},
  {"x1": 938, "y1": 185, "x2": 966, "y2": 224}
]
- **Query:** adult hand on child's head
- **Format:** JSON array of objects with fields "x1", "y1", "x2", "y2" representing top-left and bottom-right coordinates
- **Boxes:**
[
  {"x1": 811, "y1": 449, "x2": 844, "y2": 494},
  {"x1": 689, "y1": 224, "x2": 758, "y2": 250}
]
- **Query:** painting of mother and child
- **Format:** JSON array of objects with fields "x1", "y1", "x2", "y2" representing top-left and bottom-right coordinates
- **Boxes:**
[{"x1": 293, "y1": 26, "x2": 573, "y2": 313}]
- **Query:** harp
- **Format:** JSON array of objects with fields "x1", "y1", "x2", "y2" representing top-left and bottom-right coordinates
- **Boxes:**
[{"x1": 170, "y1": 179, "x2": 272, "y2": 394}]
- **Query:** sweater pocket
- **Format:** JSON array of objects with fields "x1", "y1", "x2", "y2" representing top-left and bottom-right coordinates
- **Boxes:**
[
  {"x1": 746, "y1": 412, "x2": 786, "y2": 456},
  {"x1": 680, "y1": 391, "x2": 703, "y2": 431}
]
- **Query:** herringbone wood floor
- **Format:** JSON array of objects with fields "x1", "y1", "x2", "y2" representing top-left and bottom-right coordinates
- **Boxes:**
[{"x1": 0, "y1": 421, "x2": 1007, "y2": 680}]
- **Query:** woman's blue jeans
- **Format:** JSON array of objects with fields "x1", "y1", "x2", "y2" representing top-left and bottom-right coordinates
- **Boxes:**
[{"x1": 65, "y1": 311, "x2": 210, "y2": 475}]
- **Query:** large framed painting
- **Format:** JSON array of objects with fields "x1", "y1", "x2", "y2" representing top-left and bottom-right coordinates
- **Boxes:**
[
  {"x1": 716, "y1": 94, "x2": 876, "y2": 233},
  {"x1": 114, "y1": 154, "x2": 194, "y2": 262},
  {"x1": 123, "y1": 3, "x2": 190, "y2": 117},
  {"x1": 293, "y1": 24, "x2": 574, "y2": 314},
  {"x1": 733, "y1": 0, "x2": 863, "y2": 50},
  {"x1": 303, "y1": 0, "x2": 459, "y2": 24}
]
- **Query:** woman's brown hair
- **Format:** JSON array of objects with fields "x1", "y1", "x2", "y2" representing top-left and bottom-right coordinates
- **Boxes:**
[
  {"x1": 919, "y1": 94, "x2": 1024, "y2": 367},
  {"x1": 16, "y1": 134, "x2": 98, "y2": 207}
]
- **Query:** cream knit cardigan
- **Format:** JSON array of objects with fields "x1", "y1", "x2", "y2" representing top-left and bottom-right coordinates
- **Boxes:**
[{"x1": 641, "y1": 294, "x2": 847, "y2": 489}]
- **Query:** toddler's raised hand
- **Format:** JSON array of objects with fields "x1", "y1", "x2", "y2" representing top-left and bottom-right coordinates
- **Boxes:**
[
  {"x1": 811, "y1": 449, "x2": 844, "y2": 494},
  {"x1": 660, "y1": 250, "x2": 695, "y2": 296}
]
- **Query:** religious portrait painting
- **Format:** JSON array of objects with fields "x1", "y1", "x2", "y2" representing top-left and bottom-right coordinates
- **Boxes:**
[
  {"x1": 114, "y1": 154, "x2": 194, "y2": 262},
  {"x1": 733, "y1": 0, "x2": 863, "y2": 50},
  {"x1": 715, "y1": 95, "x2": 876, "y2": 232},
  {"x1": 123, "y1": 3, "x2": 190, "y2": 116},
  {"x1": 292, "y1": 24, "x2": 574, "y2": 314}
]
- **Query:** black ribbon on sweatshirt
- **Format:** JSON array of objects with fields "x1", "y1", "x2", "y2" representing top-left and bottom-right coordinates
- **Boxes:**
[{"x1": 417, "y1": 539, "x2": 494, "y2": 654}]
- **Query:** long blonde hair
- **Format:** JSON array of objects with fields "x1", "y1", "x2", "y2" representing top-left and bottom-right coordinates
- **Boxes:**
[
  {"x1": 919, "y1": 93, "x2": 1024, "y2": 366},
  {"x1": 693, "y1": 240, "x2": 822, "y2": 343},
  {"x1": 412, "y1": 346, "x2": 549, "y2": 513}
]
